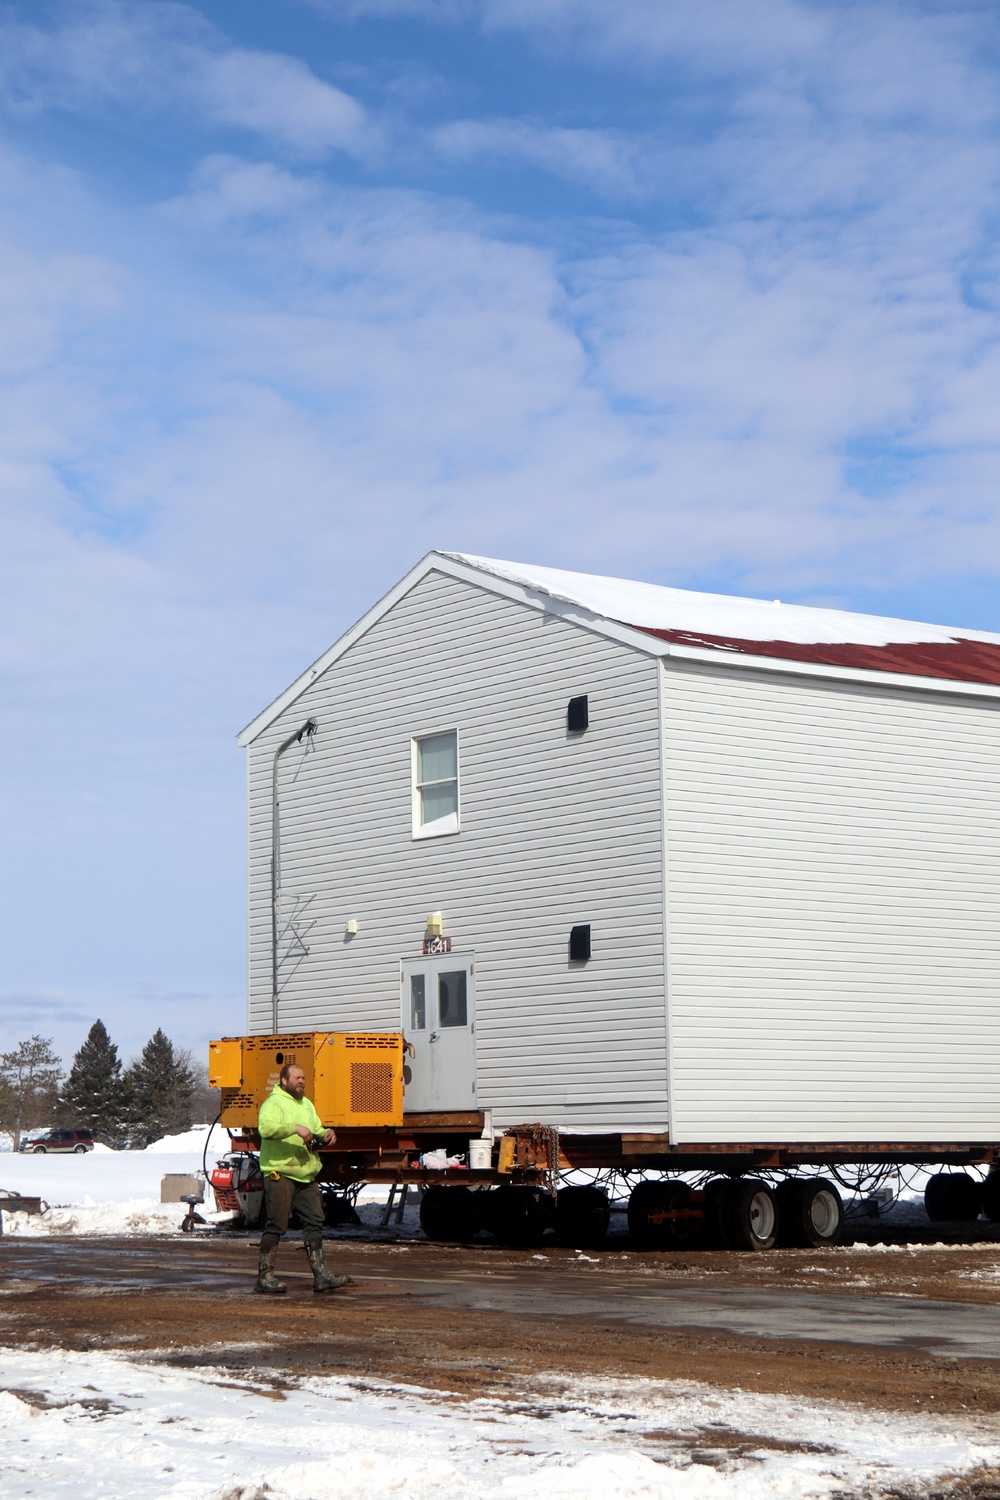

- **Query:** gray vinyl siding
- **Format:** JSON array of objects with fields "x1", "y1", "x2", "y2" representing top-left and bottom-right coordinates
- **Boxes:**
[
  {"x1": 245, "y1": 568, "x2": 668, "y2": 1130},
  {"x1": 662, "y1": 659, "x2": 1000, "y2": 1144}
]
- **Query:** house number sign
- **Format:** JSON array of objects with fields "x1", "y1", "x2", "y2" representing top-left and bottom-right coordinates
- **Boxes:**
[{"x1": 423, "y1": 936, "x2": 452, "y2": 955}]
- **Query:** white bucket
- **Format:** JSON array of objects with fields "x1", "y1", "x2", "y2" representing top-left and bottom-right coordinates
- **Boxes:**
[{"x1": 468, "y1": 1138, "x2": 492, "y2": 1171}]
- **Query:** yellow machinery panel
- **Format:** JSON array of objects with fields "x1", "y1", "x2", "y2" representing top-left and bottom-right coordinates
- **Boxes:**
[
  {"x1": 208, "y1": 1038, "x2": 244, "y2": 1090},
  {"x1": 209, "y1": 1032, "x2": 404, "y2": 1129}
]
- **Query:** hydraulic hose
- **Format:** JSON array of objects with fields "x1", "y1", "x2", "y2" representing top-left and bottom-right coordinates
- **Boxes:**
[{"x1": 202, "y1": 1108, "x2": 223, "y2": 1182}]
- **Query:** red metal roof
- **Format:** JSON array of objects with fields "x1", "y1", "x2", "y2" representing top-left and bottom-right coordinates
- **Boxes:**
[{"x1": 627, "y1": 627, "x2": 1000, "y2": 687}]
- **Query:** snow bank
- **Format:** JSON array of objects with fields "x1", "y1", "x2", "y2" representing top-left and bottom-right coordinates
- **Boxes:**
[
  {"x1": 0, "y1": 1134, "x2": 234, "y2": 1236},
  {"x1": 0, "y1": 1123, "x2": 223, "y2": 1155},
  {"x1": 2, "y1": 1197, "x2": 191, "y2": 1236},
  {"x1": 0, "y1": 1346, "x2": 998, "y2": 1500},
  {"x1": 143, "y1": 1123, "x2": 229, "y2": 1154},
  {"x1": 0, "y1": 1128, "x2": 406, "y2": 1237}
]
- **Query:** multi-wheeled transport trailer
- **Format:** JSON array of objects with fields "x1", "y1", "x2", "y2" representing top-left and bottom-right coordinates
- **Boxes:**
[
  {"x1": 208, "y1": 1028, "x2": 1000, "y2": 1248},
  {"x1": 212, "y1": 553, "x2": 1000, "y2": 1248}
]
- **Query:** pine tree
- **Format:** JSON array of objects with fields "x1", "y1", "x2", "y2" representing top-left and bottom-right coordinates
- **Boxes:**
[
  {"x1": 0, "y1": 1036, "x2": 63, "y2": 1150},
  {"x1": 59, "y1": 1021, "x2": 128, "y2": 1147},
  {"x1": 122, "y1": 1030, "x2": 197, "y2": 1148}
]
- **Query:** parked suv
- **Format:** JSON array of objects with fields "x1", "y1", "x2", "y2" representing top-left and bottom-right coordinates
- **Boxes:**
[{"x1": 20, "y1": 1129, "x2": 94, "y2": 1154}]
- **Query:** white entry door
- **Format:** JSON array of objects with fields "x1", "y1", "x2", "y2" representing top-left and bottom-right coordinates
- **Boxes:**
[{"x1": 400, "y1": 953, "x2": 476, "y2": 1112}]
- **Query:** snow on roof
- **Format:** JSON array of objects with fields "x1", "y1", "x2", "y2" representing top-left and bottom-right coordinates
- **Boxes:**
[{"x1": 448, "y1": 554, "x2": 1000, "y2": 687}]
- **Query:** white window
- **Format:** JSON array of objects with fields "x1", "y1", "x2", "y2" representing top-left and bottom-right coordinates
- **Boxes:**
[
  {"x1": 412, "y1": 729, "x2": 460, "y2": 838},
  {"x1": 410, "y1": 974, "x2": 426, "y2": 1029}
]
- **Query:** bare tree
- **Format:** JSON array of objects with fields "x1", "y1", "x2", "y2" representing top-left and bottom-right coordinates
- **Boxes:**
[
  {"x1": 0, "y1": 1036, "x2": 63, "y2": 1151},
  {"x1": 187, "y1": 1057, "x2": 221, "y2": 1126}
]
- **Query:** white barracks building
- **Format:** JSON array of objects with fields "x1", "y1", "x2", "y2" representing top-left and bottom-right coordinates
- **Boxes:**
[{"x1": 238, "y1": 552, "x2": 1000, "y2": 1148}]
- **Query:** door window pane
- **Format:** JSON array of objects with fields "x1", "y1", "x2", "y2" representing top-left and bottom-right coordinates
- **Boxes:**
[
  {"x1": 410, "y1": 974, "x2": 426, "y2": 1030},
  {"x1": 438, "y1": 970, "x2": 467, "y2": 1028}
]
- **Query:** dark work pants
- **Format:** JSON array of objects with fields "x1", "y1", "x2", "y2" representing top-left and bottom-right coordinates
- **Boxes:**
[{"x1": 260, "y1": 1175, "x2": 324, "y2": 1256}]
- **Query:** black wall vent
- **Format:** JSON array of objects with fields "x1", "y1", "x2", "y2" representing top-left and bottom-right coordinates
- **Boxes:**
[
  {"x1": 567, "y1": 695, "x2": 589, "y2": 732},
  {"x1": 569, "y1": 924, "x2": 592, "y2": 962}
]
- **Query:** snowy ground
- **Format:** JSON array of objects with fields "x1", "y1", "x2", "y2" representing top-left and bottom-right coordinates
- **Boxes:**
[
  {"x1": 0, "y1": 1345, "x2": 998, "y2": 1500},
  {"x1": 0, "y1": 1125, "x2": 235, "y2": 1235},
  {"x1": 3, "y1": 1142, "x2": 1000, "y2": 1496},
  {"x1": 0, "y1": 1125, "x2": 412, "y2": 1236},
  {"x1": 0, "y1": 1124, "x2": 407, "y2": 1225}
]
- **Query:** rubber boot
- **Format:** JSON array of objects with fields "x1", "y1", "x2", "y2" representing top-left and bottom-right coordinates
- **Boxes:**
[
  {"x1": 254, "y1": 1245, "x2": 287, "y2": 1295},
  {"x1": 304, "y1": 1236, "x2": 352, "y2": 1294}
]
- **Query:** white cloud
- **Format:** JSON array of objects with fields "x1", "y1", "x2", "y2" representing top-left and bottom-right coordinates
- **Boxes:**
[
  {"x1": 481, "y1": 0, "x2": 990, "y2": 114},
  {"x1": 0, "y1": 1, "x2": 373, "y2": 160},
  {"x1": 304, "y1": 0, "x2": 832, "y2": 74},
  {"x1": 4, "y1": 0, "x2": 1000, "y2": 1055},
  {"x1": 199, "y1": 48, "x2": 372, "y2": 158},
  {"x1": 301, "y1": 0, "x2": 468, "y2": 19},
  {"x1": 432, "y1": 118, "x2": 643, "y2": 198},
  {"x1": 488, "y1": 0, "x2": 846, "y2": 82},
  {"x1": 103, "y1": 141, "x2": 1000, "y2": 599}
]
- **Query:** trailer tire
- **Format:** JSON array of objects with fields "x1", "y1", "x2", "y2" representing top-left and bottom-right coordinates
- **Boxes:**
[
  {"x1": 627, "y1": 1180, "x2": 692, "y2": 1250},
  {"x1": 486, "y1": 1186, "x2": 554, "y2": 1246},
  {"x1": 774, "y1": 1180, "x2": 799, "y2": 1247},
  {"x1": 777, "y1": 1178, "x2": 843, "y2": 1248},
  {"x1": 627, "y1": 1181, "x2": 664, "y2": 1249},
  {"x1": 420, "y1": 1185, "x2": 481, "y2": 1242},
  {"x1": 981, "y1": 1173, "x2": 1000, "y2": 1224},
  {"x1": 701, "y1": 1178, "x2": 734, "y2": 1248},
  {"x1": 924, "y1": 1172, "x2": 982, "y2": 1223},
  {"x1": 721, "y1": 1178, "x2": 778, "y2": 1251},
  {"x1": 556, "y1": 1186, "x2": 610, "y2": 1248}
]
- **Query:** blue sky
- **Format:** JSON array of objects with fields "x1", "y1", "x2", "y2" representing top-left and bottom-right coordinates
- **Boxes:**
[{"x1": 3, "y1": 0, "x2": 1000, "y2": 1068}]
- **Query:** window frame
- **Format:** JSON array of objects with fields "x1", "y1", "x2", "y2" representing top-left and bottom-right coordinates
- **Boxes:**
[
  {"x1": 411, "y1": 726, "x2": 462, "y2": 840},
  {"x1": 409, "y1": 973, "x2": 427, "y2": 1030},
  {"x1": 437, "y1": 968, "x2": 469, "y2": 1027}
]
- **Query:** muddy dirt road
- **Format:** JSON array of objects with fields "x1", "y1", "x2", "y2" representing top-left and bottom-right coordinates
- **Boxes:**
[{"x1": 5, "y1": 1232, "x2": 1000, "y2": 1418}]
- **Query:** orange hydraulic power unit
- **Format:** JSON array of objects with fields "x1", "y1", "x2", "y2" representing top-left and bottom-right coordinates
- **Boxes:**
[{"x1": 208, "y1": 1032, "x2": 405, "y2": 1129}]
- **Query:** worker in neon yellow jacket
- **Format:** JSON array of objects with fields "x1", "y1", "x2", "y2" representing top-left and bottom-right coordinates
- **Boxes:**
[{"x1": 255, "y1": 1061, "x2": 352, "y2": 1295}]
